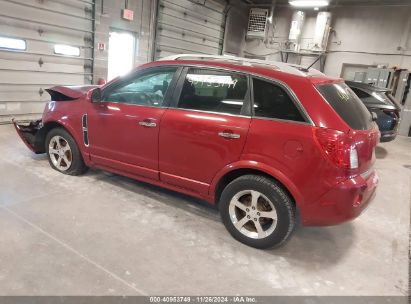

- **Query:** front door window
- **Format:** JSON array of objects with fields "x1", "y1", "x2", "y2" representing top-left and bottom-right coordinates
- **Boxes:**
[{"x1": 103, "y1": 69, "x2": 177, "y2": 107}]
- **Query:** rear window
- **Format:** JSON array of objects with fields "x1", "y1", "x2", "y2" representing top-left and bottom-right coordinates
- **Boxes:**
[
  {"x1": 351, "y1": 87, "x2": 393, "y2": 106},
  {"x1": 317, "y1": 83, "x2": 373, "y2": 130}
]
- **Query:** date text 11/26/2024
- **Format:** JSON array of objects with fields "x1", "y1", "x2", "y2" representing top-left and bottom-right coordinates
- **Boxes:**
[{"x1": 149, "y1": 297, "x2": 257, "y2": 303}]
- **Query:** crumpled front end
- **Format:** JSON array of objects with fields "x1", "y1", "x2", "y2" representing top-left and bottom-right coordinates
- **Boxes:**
[
  {"x1": 12, "y1": 84, "x2": 97, "y2": 154},
  {"x1": 12, "y1": 119, "x2": 46, "y2": 154}
]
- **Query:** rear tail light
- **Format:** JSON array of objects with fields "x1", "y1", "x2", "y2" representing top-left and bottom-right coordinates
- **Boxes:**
[{"x1": 314, "y1": 128, "x2": 359, "y2": 170}]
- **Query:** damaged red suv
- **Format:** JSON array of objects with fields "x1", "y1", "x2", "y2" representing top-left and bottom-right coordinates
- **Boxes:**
[{"x1": 14, "y1": 55, "x2": 379, "y2": 248}]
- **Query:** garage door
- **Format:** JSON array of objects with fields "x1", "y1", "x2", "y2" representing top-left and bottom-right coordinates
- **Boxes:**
[
  {"x1": 0, "y1": 0, "x2": 94, "y2": 123},
  {"x1": 154, "y1": 0, "x2": 226, "y2": 59}
]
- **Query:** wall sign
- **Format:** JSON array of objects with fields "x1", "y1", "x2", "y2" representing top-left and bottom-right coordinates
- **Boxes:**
[{"x1": 122, "y1": 9, "x2": 134, "y2": 21}]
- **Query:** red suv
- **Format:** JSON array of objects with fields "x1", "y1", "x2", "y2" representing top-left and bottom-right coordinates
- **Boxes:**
[{"x1": 13, "y1": 55, "x2": 379, "y2": 249}]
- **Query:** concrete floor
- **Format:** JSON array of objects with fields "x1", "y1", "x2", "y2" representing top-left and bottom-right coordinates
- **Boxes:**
[{"x1": 0, "y1": 124, "x2": 409, "y2": 296}]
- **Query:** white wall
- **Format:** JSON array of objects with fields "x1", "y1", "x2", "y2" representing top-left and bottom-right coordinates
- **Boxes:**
[
  {"x1": 324, "y1": 5, "x2": 411, "y2": 77},
  {"x1": 225, "y1": 4, "x2": 411, "y2": 135},
  {"x1": 93, "y1": 0, "x2": 155, "y2": 83},
  {"x1": 240, "y1": 5, "x2": 411, "y2": 77}
]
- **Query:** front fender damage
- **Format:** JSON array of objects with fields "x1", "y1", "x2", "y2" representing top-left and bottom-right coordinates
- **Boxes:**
[
  {"x1": 12, "y1": 119, "x2": 46, "y2": 154},
  {"x1": 12, "y1": 85, "x2": 97, "y2": 154}
]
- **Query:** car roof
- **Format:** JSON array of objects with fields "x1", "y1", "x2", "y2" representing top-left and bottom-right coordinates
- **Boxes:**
[
  {"x1": 346, "y1": 80, "x2": 391, "y2": 93},
  {"x1": 142, "y1": 54, "x2": 341, "y2": 85}
]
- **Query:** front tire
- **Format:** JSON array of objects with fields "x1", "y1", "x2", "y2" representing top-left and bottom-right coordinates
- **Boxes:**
[
  {"x1": 45, "y1": 128, "x2": 88, "y2": 176},
  {"x1": 219, "y1": 175, "x2": 296, "y2": 249}
]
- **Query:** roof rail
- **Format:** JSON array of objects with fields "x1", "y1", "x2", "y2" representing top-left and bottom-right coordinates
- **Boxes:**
[{"x1": 158, "y1": 54, "x2": 323, "y2": 77}]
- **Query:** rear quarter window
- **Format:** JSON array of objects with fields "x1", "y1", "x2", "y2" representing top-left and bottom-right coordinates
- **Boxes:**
[
  {"x1": 252, "y1": 78, "x2": 305, "y2": 122},
  {"x1": 351, "y1": 87, "x2": 393, "y2": 106},
  {"x1": 317, "y1": 83, "x2": 373, "y2": 130}
]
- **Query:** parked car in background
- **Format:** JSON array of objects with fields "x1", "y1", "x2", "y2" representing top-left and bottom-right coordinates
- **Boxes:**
[
  {"x1": 13, "y1": 55, "x2": 379, "y2": 249},
  {"x1": 347, "y1": 81, "x2": 400, "y2": 142}
]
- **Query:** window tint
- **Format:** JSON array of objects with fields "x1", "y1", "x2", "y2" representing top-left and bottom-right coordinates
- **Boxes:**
[
  {"x1": 178, "y1": 68, "x2": 248, "y2": 115},
  {"x1": 103, "y1": 69, "x2": 176, "y2": 107},
  {"x1": 317, "y1": 83, "x2": 373, "y2": 130},
  {"x1": 252, "y1": 78, "x2": 305, "y2": 122}
]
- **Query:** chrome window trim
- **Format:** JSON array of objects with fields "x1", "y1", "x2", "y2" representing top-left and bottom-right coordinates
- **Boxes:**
[
  {"x1": 97, "y1": 100, "x2": 169, "y2": 109},
  {"x1": 251, "y1": 116, "x2": 313, "y2": 126},
  {"x1": 156, "y1": 62, "x2": 315, "y2": 126},
  {"x1": 169, "y1": 107, "x2": 251, "y2": 119}
]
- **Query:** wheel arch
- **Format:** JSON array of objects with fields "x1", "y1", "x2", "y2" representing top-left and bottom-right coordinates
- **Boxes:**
[
  {"x1": 41, "y1": 120, "x2": 87, "y2": 160},
  {"x1": 211, "y1": 162, "x2": 303, "y2": 208},
  {"x1": 43, "y1": 120, "x2": 66, "y2": 134},
  {"x1": 31, "y1": 121, "x2": 66, "y2": 153}
]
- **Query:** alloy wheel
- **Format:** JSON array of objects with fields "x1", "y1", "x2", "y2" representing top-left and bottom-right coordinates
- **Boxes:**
[
  {"x1": 228, "y1": 190, "x2": 278, "y2": 239},
  {"x1": 48, "y1": 135, "x2": 72, "y2": 171}
]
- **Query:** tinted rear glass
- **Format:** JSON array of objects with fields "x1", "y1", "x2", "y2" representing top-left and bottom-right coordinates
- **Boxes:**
[
  {"x1": 317, "y1": 83, "x2": 373, "y2": 130},
  {"x1": 351, "y1": 87, "x2": 393, "y2": 106}
]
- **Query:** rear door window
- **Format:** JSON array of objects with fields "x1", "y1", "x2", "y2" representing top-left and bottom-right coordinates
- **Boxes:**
[
  {"x1": 177, "y1": 68, "x2": 248, "y2": 115},
  {"x1": 317, "y1": 83, "x2": 373, "y2": 130}
]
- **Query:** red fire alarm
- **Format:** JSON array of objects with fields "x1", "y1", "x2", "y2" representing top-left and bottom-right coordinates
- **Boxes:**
[
  {"x1": 122, "y1": 9, "x2": 134, "y2": 21},
  {"x1": 98, "y1": 42, "x2": 105, "y2": 51}
]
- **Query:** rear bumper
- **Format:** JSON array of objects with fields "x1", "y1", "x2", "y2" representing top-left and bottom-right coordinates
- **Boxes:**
[
  {"x1": 12, "y1": 119, "x2": 46, "y2": 154},
  {"x1": 301, "y1": 170, "x2": 378, "y2": 226}
]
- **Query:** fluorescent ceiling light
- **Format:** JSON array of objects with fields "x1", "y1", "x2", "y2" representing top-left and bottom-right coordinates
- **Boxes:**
[
  {"x1": 289, "y1": 0, "x2": 329, "y2": 7},
  {"x1": 54, "y1": 44, "x2": 80, "y2": 56},
  {"x1": 0, "y1": 36, "x2": 26, "y2": 50}
]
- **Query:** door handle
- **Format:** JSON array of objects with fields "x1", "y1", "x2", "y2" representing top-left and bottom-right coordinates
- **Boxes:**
[
  {"x1": 218, "y1": 131, "x2": 240, "y2": 139},
  {"x1": 138, "y1": 120, "x2": 157, "y2": 128}
]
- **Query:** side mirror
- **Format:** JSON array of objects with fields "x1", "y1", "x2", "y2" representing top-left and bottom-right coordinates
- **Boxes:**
[
  {"x1": 371, "y1": 112, "x2": 378, "y2": 122},
  {"x1": 91, "y1": 88, "x2": 102, "y2": 103}
]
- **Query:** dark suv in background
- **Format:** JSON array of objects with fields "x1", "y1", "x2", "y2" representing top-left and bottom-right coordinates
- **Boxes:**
[{"x1": 347, "y1": 81, "x2": 400, "y2": 142}]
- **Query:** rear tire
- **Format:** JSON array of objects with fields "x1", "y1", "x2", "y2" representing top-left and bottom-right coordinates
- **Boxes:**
[
  {"x1": 45, "y1": 128, "x2": 88, "y2": 176},
  {"x1": 219, "y1": 175, "x2": 296, "y2": 249}
]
